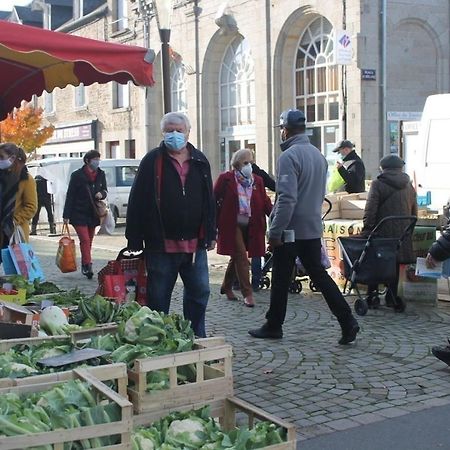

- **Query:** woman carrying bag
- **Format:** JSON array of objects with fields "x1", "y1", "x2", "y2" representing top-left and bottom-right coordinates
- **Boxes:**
[
  {"x1": 0, "y1": 143, "x2": 37, "y2": 262},
  {"x1": 63, "y1": 150, "x2": 107, "y2": 279}
]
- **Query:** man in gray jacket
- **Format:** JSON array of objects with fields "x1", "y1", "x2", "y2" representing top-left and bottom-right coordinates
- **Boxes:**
[{"x1": 249, "y1": 109, "x2": 360, "y2": 345}]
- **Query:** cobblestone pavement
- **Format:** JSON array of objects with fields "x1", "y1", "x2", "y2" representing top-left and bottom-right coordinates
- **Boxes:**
[{"x1": 23, "y1": 230, "x2": 450, "y2": 443}]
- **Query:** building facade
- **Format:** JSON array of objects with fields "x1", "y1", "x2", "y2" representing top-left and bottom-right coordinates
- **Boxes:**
[{"x1": 10, "y1": 0, "x2": 449, "y2": 180}]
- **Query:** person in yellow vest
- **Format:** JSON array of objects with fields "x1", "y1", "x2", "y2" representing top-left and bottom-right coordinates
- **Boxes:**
[{"x1": 0, "y1": 143, "x2": 37, "y2": 260}]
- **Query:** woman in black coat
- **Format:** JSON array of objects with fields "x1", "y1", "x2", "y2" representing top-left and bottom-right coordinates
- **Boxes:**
[
  {"x1": 63, "y1": 150, "x2": 107, "y2": 278},
  {"x1": 360, "y1": 154, "x2": 417, "y2": 311}
]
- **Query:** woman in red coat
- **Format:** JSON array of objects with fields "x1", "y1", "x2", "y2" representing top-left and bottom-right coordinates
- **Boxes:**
[{"x1": 214, "y1": 149, "x2": 272, "y2": 307}]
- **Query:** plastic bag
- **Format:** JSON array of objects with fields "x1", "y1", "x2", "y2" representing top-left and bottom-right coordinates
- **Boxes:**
[
  {"x1": 327, "y1": 167, "x2": 345, "y2": 193},
  {"x1": 97, "y1": 208, "x2": 115, "y2": 235}
]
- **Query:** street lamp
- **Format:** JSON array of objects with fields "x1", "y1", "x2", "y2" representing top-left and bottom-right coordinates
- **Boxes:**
[{"x1": 153, "y1": 0, "x2": 173, "y2": 114}]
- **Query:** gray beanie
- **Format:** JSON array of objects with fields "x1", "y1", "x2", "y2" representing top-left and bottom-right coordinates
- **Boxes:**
[{"x1": 380, "y1": 154, "x2": 405, "y2": 169}]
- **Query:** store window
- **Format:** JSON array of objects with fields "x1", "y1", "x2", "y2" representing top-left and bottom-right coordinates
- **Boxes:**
[
  {"x1": 106, "y1": 141, "x2": 120, "y2": 159},
  {"x1": 220, "y1": 36, "x2": 255, "y2": 131},
  {"x1": 74, "y1": 83, "x2": 86, "y2": 108},
  {"x1": 44, "y1": 92, "x2": 54, "y2": 114},
  {"x1": 112, "y1": 0, "x2": 128, "y2": 32},
  {"x1": 112, "y1": 82, "x2": 129, "y2": 109},
  {"x1": 295, "y1": 17, "x2": 338, "y2": 123},
  {"x1": 171, "y1": 62, "x2": 187, "y2": 114}
]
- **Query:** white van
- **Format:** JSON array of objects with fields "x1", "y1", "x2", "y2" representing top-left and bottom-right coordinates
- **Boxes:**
[
  {"x1": 414, "y1": 93, "x2": 450, "y2": 210},
  {"x1": 27, "y1": 157, "x2": 140, "y2": 222}
]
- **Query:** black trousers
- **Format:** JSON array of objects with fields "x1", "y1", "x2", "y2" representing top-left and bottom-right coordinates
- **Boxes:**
[
  {"x1": 266, "y1": 238, "x2": 353, "y2": 328},
  {"x1": 32, "y1": 194, "x2": 54, "y2": 227}
]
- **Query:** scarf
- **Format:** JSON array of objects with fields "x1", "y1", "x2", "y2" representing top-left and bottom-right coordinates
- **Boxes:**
[
  {"x1": 234, "y1": 170, "x2": 253, "y2": 217},
  {"x1": 0, "y1": 168, "x2": 20, "y2": 248}
]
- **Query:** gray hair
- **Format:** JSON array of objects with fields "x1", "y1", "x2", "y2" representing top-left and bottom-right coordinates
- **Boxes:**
[
  {"x1": 160, "y1": 112, "x2": 191, "y2": 132},
  {"x1": 230, "y1": 148, "x2": 253, "y2": 169}
]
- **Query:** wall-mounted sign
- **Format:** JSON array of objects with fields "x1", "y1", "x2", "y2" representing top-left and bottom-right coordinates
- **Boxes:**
[
  {"x1": 46, "y1": 121, "x2": 96, "y2": 144},
  {"x1": 361, "y1": 69, "x2": 376, "y2": 80},
  {"x1": 334, "y1": 29, "x2": 352, "y2": 65},
  {"x1": 387, "y1": 111, "x2": 422, "y2": 121}
]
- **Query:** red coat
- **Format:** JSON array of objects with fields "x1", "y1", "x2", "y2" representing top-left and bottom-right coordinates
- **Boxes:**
[{"x1": 214, "y1": 171, "x2": 272, "y2": 257}]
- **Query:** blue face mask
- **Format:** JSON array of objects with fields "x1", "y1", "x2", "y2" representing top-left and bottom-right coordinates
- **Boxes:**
[
  {"x1": 164, "y1": 131, "x2": 186, "y2": 151},
  {"x1": 89, "y1": 160, "x2": 100, "y2": 170},
  {"x1": 0, "y1": 159, "x2": 12, "y2": 170}
]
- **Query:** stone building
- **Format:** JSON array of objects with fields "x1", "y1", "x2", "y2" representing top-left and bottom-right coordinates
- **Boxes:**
[{"x1": 7, "y1": 0, "x2": 449, "y2": 179}]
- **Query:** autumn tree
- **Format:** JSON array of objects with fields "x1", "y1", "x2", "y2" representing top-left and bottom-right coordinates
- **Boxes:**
[{"x1": 0, "y1": 104, "x2": 54, "y2": 156}]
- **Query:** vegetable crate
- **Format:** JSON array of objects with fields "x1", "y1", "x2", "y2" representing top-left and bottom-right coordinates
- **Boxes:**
[
  {"x1": 0, "y1": 336, "x2": 128, "y2": 396},
  {"x1": 133, "y1": 396, "x2": 297, "y2": 450},
  {"x1": 0, "y1": 368, "x2": 133, "y2": 450},
  {"x1": 127, "y1": 339, "x2": 234, "y2": 415}
]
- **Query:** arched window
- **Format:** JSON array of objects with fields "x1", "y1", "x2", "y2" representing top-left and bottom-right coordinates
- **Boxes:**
[
  {"x1": 171, "y1": 62, "x2": 187, "y2": 114},
  {"x1": 220, "y1": 36, "x2": 255, "y2": 130},
  {"x1": 295, "y1": 17, "x2": 339, "y2": 123}
]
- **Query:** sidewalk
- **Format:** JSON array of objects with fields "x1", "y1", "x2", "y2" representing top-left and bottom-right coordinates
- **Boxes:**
[{"x1": 22, "y1": 229, "x2": 450, "y2": 447}]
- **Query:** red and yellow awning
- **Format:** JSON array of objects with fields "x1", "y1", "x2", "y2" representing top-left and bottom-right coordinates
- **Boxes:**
[{"x1": 0, "y1": 20, "x2": 155, "y2": 120}]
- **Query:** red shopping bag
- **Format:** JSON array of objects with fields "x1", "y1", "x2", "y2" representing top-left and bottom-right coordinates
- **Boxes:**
[
  {"x1": 97, "y1": 248, "x2": 147, "y2": 305},
  {"x1": 103, "y1": 273, "x2": 127, "y2": 301}
]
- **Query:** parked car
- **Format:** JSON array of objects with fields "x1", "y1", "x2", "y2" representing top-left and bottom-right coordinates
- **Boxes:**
[{"x1": 27, "y1": 157, "x2": 140, "y2": 223}]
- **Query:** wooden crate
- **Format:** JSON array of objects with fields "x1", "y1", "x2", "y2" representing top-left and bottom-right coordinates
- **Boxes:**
[
  {"x1": 133, "y1": 396, "x2": 297, "y2": 450},
  {"x1": 0, "y1": 368, "x2": 133, "y2": 450},
  {"x1": 0, "y1": 362, "x2": 129, "y2": 397},
  {"x1": 0, "y1": 335, "x2": 127, "y2": 396},
  {"x1": 128, "y1": 340, "x2": 233, "y2": 415}
]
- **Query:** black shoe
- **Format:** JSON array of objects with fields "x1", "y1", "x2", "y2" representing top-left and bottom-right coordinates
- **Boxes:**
[
  {"x1": 82, "y1": 264, "x2": 93, "y2": 280},
  {"x1": 49, "y1": 224, "x2": 57, "y2": 234},
  {"x1": 30, "y1": 229, "x2": 37, "y2": 236},
  {"x1": 339, "y1": 318, "x2": 360, "y2": 345},
  {"x1": 432, "y1": 344, "x2": 450, "y2": 365},
  {"x1": 248, "y1": 322, "x2": 283, "y2": 339}
]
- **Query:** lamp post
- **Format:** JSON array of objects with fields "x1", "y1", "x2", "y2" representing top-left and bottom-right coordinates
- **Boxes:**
[{"x1": 153, "y1": 0, "x2": 173, "y2": 114}]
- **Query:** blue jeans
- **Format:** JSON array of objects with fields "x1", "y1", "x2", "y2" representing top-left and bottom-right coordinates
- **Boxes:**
[{"x1": 146, "y1": 249, "x2": 210, "y2": 337}]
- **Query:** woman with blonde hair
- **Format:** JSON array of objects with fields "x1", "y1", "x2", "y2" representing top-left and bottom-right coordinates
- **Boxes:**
[
  {"x1": 214, "y1": 149, "x2": 272, "y2": 307},
  {"x1": 0, "y1": 143, "x2": 37, "y2": 260}
]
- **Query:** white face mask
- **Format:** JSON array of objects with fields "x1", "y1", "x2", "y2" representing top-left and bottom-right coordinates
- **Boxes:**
[
  {"x1": 240, "y1": 163, "x2": 253, "y2": 178},
  {"x1": 0, "y1": 159, "x2": 13, "y2": 170}
]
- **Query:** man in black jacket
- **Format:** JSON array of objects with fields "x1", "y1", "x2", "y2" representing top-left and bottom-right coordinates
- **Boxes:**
[
  {"x1": 426, "y1": 226, "x2": 450, "y2": 365},
  {"x1": 126, "y1": 112, "x2": 216, "y2": 337},
  {"x1": 333, "y1": 140, "x2": 365, "y2": 193}
]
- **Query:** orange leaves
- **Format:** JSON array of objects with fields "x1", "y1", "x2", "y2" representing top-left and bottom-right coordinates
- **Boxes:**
[{"x1": 0, "y1": 104, "x2": 54, "y2": 154}]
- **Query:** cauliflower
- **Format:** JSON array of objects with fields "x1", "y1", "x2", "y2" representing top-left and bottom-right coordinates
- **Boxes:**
[{"x1": 165, "y1": 418, "x2": 206, "y2": 448}]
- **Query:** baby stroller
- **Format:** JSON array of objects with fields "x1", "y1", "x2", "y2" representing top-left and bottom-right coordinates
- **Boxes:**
[
  {"x1": 338, "y1": 215, "x2": 417, "y2": 316},
  {"x1": 259, "y1": 198, "x2": 333, "y2": 293}
]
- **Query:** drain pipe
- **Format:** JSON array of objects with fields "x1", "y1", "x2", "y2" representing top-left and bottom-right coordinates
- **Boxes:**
[{"x1": 379, "y1": 0, "x2": 387, "y2": 159}]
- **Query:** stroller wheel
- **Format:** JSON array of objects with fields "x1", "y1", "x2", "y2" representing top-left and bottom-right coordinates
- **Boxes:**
[
  {"x1": 289, "y1": 280, "x2": 302, "y2": 294},
  {"x1": 354, "y1": 298, "x2": 369, "y2": 316},
  {"x1": 261, "y1": 276, "x2": 271, "y2": 289},
  {"x1": 309, "y1": 281, "x2": 320, "y2": 292}
]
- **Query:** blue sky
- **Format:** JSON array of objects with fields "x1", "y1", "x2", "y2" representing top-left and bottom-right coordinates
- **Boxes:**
[{"x1": 1, "y1": 1, "x2": 31, "y2": 11}]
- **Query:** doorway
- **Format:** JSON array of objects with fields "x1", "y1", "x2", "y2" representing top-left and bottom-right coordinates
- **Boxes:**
[{"x1": 220, "y1": 136, "x2": 256, "y2": 172}]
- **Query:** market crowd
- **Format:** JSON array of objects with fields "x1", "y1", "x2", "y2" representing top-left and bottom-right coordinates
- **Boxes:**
[{"x1": 2, "y1": 110, "x2": 450, "y2": 364}]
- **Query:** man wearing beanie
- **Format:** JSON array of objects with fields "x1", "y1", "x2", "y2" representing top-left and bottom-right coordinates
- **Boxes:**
[
  {"x1": 333, "y1": 140, "x2": 366, "y2": 193},
  {"x1": 359, "y1": 154, "x2": 417, "y2": 311}
]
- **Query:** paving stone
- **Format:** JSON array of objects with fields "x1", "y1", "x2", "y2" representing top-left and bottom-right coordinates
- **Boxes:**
[{"x1": 26, "y1": 236, "x2": 450, "y2": 444}]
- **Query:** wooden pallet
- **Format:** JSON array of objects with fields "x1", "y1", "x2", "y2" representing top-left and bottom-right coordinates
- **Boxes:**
[
  {"x1": 0, "y1": 334, "x2": 70, "y2": 352},
  {"x1": 128, "y1": 339, "x2": 233, "y2": 414},
  {"x1": 0, "y1": 368, "x2": 133, "y2": 450},
  {"x1": 133, "y1": 396, "x2": 297, "y2": 450}
]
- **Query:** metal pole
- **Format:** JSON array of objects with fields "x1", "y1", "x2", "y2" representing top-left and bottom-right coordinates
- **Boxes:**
[
  {"x1": 159, "y1": 28, "x2": 171, "y2": 114},
  {"x1": 381, "y1": 0, "x2": 387, "y2": 157}
]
